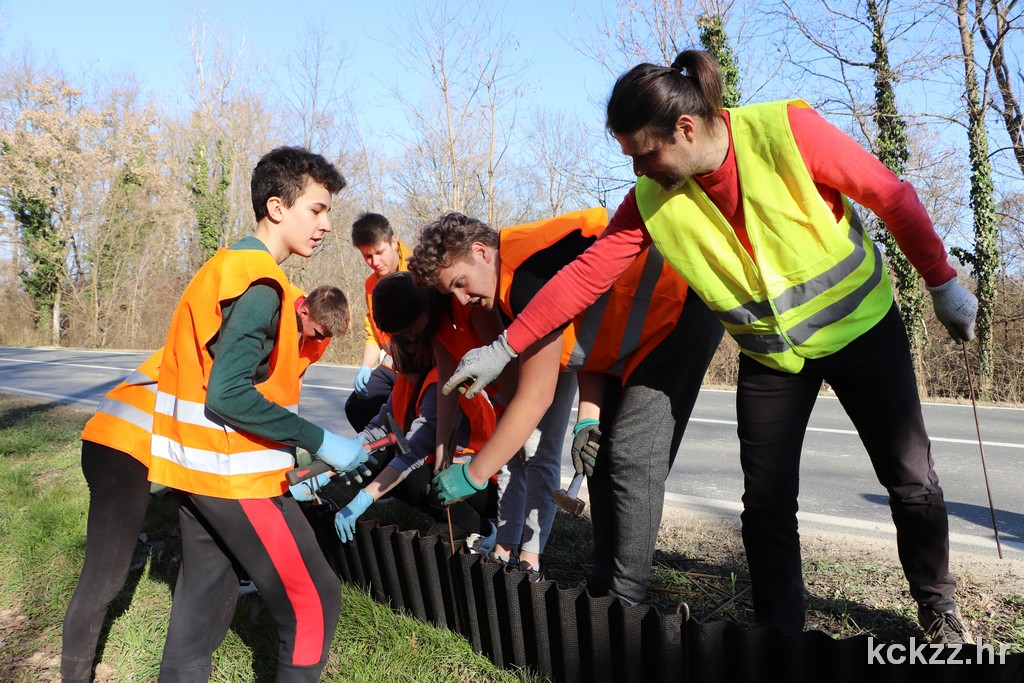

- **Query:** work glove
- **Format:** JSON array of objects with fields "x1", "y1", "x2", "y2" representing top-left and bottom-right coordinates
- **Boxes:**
[
  {"x1": 316, "y1": 430, "x2": 368, "y2": 475},
  {"x1": 441, "y1": 332, "x2": 518, "y2": 399},
  {"x1": 289, "y1": 472, "x2": 333, "y2": 503},
  {"x1": 353, "y1": 365, "x2": 372, "y2": 396},
  {"x1": 928, "y1": 278, "x2": 978, "y2": 342},
  {"x1": 335, "y1": 489, "x2": 374, "y2": 543},
  {"x1": 571, "y1": 418, "x2": 601, "y2": 477},
  {"x1": 332, "y1": 435, "x2": 376, "y2": 486},
  {"x1": 431, "y1": 461, "x2": 486, "y2": 506}
]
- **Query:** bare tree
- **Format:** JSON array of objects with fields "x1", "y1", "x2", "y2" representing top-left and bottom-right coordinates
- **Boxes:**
[
  {"x1": 385, "y1": 1, "x2": 525, "y2": 226},
  {"x1": 974, "y1": 0, "x2": 1024, "y2": 177}
]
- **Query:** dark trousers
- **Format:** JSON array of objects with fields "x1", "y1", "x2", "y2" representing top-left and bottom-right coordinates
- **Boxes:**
[
  {"x1": 159, "y1": 493, "x2": 341, "y2": 683},
  {"x1": 737, "y1": 304, "x2": 956, "y2": 634},
  {"x1": 589, "y1": 288, "x2": 724, "y2": 603},
  {"x1": 344, "y1": 365, "x2": 396, "y2": 433},
  {"x1": 61, "y1": 441, "x2": 152, "y2": 683}
]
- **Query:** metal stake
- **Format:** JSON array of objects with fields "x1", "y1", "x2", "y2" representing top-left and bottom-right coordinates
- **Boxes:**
[{"x1": 961, "y1": 341, "x2": 1003, "y2": 559}]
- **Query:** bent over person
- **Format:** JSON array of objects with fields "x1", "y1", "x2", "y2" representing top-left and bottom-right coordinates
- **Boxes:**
[
  {"x1": 411, "y1": 208, "x2": 722, "y2": 595},
  {"x1": 443, "y1": 51, "x2": 978, "y2": 643}
]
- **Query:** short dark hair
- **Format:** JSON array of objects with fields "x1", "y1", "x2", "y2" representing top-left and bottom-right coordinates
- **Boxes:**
[
  {"x1": 251, "y1": 146, "x2": 347, "y2": 222},
  {"x1": 408, "y1": 212, "x2": 499, "y2": 288},
  {"x1": 606, "y1": 49, "x2": 724, "y2": 140},
  {"x1": 304, "y1": 284, "x2": 350, "y2": 338},
  {"x1": 351, "y1": 212, "x2": 395, "y2": 247}
]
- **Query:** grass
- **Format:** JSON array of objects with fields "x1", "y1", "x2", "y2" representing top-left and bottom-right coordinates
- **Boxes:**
[{"x1": 2, "y1": 394, "x2": 1022, "y2": 681}]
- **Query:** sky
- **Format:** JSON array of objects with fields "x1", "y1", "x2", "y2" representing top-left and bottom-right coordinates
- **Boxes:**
[{"x1": 0, "y1": 0, "x2": 619, "y2": 136}]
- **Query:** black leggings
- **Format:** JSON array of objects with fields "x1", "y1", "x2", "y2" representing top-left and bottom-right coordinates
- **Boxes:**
[{"x1": 61, "y1": 441, "x2": 152, "y2": 683}]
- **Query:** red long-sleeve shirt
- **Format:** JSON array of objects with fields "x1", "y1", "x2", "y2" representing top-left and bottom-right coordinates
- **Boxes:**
[{"x1": 506, "y1": 104, "x2": 956, "y2": 353}]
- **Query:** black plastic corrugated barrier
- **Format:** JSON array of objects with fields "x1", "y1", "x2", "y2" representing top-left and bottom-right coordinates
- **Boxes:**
[{"x1": 304, "y1": 509, "x2": 1023, "y2": 683}]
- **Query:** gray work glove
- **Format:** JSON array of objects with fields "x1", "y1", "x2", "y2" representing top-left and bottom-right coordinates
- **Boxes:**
[
  {"x1": 442, "y1": 331, "x2": 518, "y2": 398},
  {"x1": 927, "y1": 278, "x2": 977, "y2": 342},
  {"x1": 571, "y1": 419, "x2": 601, "y2": 477}
]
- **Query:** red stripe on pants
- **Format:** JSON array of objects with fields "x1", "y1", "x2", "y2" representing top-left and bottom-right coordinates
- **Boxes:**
[{"x1": 239, "y1": 498, "x2": 325, "y2": 666}]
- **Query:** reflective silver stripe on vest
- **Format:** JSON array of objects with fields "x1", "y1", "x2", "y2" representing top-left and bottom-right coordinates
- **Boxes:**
[
  {"x1": 730, "y1": 225, "x2": 885, "y2": 356},
  {"x1": 95, "y1": 391, "x2": 156, "y2": 432},
  {"x1": 155, "y1": 391, "x2": 299, "y2": 432},
  {"x1": 568, "y1": 290, "x2": 612, "y2": 370},
  {"x1": 150, "y1": 435, "x2": 295, "y2": 475},
  {"x1": 717, "y1": 211, "x2": 870, "y2": 327},
  {"x1": 569, "y1": 247, "x2": 668, "y2": 373},
  {"x1": 609, "y1": 246, "x2": 667, "y2": 376}
]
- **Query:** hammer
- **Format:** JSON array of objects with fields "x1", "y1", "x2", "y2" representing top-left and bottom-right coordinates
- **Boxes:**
[
  {"x1": 552, "y1": 472, "x2": 586, "y2": 517},
  {"x1": 287, "y1": 412, "x2": 411, "y2": 485}
]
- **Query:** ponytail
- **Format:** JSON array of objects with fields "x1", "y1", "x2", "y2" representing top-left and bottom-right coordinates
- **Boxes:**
[{"x1": 606, "y1": 49, "x2": 725, "y2": 139}]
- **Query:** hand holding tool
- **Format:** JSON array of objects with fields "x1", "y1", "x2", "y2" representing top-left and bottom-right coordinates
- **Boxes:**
[
  {"x1": 928, "y1": 278, "x2": 978, "y2": 342},
  {"x1": 571, "y1": 418, "x2": 601, "y2": 477},
  {"x1": 286, "y1": 413, "x2": 409, "y2": 485},
  {"x1": 552, "y1": 472, "x2": 586, "y2": 517}
]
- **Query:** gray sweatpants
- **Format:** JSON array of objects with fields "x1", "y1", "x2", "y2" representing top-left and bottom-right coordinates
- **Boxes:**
[
  {"x1": 589, "y1": 289, "x2": 723, "y2": 604},
  {"x1": 495, "y1": 371, "x2": 577, "y2": 555}
]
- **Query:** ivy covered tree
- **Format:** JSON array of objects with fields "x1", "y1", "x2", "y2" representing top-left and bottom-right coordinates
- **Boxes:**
[
  {"x1": 697, "y1": 13, "x2": 741, "y2": 107},
  {"x1": 865, "y1": 0, "x2": 927, "y2": 369},
  {"x1": 954, "y1": 0, "x2": 1000, "y2": 398},
  {"x1": 12, "y1": 191, "x2": 64, "y2": 339},
  {"x1": 187, "y1": 138, "x2": 231, "y2": 262}
]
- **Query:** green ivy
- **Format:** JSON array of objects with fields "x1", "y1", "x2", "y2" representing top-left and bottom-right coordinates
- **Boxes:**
[{"x1": 697, "y1": 14, "x2": 741, "y2": 108}]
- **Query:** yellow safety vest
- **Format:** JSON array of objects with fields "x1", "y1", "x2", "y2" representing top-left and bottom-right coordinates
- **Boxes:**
[
  {"x1": 635, "y1": 99, "x2": 893, "y2": 373},
  {"x1": 149, "y1": 248, "x2": 302, "y2": 499}
]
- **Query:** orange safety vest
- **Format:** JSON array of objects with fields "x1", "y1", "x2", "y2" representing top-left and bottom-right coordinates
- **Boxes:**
[
  {"x1": 80, "y1": 349, "x2": 163, "y2": 466},
  {"x1": 149, "y1": 248, "x2": 302, "y2": 499},
  {"x1": 389, "y1": 367, "x2": 496, "y2": 465},
  {"x1": 363, "y1": 241, "x2": 411, "y2": 356},
  {"x1": 497, "y1": 208, "x2": 688, "y2": 381}
]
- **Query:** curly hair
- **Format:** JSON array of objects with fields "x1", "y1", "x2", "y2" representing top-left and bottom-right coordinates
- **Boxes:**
[
  {"x1": 250, "y1": 146, "x2": 347, "y2": 222},
  {"x1": 408, "y1": 212, "x2": 499, "y2": 288}
]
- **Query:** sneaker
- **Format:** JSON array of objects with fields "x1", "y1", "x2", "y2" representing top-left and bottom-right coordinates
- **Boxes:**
[
  {"x1": 466, "y1": 521, "x2": 498, "y2": 556},
  {"x1": 918, "y1": 605, "x2": 974, "y2": 644}
]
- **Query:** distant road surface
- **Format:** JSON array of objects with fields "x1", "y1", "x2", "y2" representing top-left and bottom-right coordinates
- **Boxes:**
[{"x1": 1, "y1": 345, "x2": 1021, "y2": 560}]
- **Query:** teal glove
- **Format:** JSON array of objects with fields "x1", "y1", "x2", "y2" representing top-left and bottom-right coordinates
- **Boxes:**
[
  {"x1": 571, "y1": 418, "x2": 601, "y2": 477},
  {"x1": 928, "y1": 278, "x2": 978, "y2": 342},
  {"x1": 335, "y1": 490, "x2": 374, "y2": 543},
  {"x1": 289, "y1": 472, "x2": 332, "y2": 503},
  {"x1": 431, "y1": 462, "x2": 486, "y2": 506},
  {"x1": 353, "y1": 365, "x2": 372, "y2": 395},
  {"x1": 441, "y1": 332, "x2": 517, "y2": 398},
  {"x1": 316, "y1": 430, "x2": 368, "y2": 475}
]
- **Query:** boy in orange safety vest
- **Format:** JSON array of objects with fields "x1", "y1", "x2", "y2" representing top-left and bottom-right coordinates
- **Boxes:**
[
  {"x1": 148, "y1": 147, "x2": 366, "y2": 683},
  {"x1": 60, "y1": 285, "x2": 349, "y2": 683}
]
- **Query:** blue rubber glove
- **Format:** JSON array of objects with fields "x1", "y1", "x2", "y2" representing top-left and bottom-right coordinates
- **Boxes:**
[
  {"x1": 316, "y1": 430, "x2": 368, "y2": 475},
  {"x1": 335, "y1": 489, "x2": 374, "y2": 543},
  {"x1": 571, "y1": 418, "x2": 601, "y2": 477},
  {"x1": 289, "y1": 472, "x2": 332, "y2": 503},
  {"x1": 353, "y1": 365, "x2": 372, "y2": 396},
  {"x1": 431, "y1": 462, "x2": 486, "y2": 506}
]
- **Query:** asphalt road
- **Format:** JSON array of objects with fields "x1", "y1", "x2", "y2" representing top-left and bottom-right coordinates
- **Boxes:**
[{"x1": 2, "y1": 345, "x2": 1021, "y2": 560}]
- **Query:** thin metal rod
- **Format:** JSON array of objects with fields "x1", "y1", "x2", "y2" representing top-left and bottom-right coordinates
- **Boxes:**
[{"x1": 961, "y1": 341, "x2": 1003, "y2": 559}]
